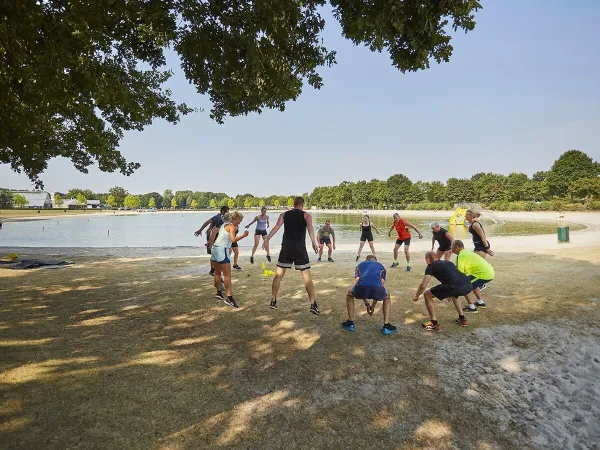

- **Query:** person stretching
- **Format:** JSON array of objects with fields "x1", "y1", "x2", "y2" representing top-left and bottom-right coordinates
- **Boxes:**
[
  {"x1": 430, "y1": 222, "x2": 454, "y2": 261},
  {"x1": 452, "y1": 240, "x2": 495, "y2": 313},
  {"x1": 317, "y1": 220, "x2": 336, "y2": 262},
  {"x1": 388, "y1": 213, "x2": 423, "y2": 271},
  {"x1": 245, "y1": 206, "x2": 271, "y2": 264},
  {"x1": 356, "y1": 215, "x2": 379, "y2": 261},
  {"x1": 465, "y1": 209, "x2": 494, "y2": 259}
]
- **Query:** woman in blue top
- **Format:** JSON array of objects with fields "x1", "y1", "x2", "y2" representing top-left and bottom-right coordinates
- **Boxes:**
[{"x1": 245, "y1": 206, "x2": 271, "y2": 264}]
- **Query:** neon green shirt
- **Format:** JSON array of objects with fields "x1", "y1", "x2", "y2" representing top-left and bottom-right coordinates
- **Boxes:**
[{"x1": 456, "y1": 250, "x2": 495, "y2": 281}]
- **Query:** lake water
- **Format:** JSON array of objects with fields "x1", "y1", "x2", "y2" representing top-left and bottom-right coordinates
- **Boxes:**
[{"x1": 0, "y1": 211, "x2": 571, "y2": 248}]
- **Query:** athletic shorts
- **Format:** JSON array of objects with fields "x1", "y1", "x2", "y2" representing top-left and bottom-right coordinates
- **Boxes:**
[
  {"x1": 255, "y1": 229, "x2": 268, "y2": 236},
  {"x1": 469, "y1": 276, "x2": 492, "y2": 290},
  {"x1": 395, "y1": 238, "x2": 411, "y2": 247},
  {"x1": 430, "y1": 283, "x2": 472, "y2": 300},
  {"x1": 360, "y1": 232, "x2": 374, "y2": 242},
  {"x1": 210, "y1": 246, "x2": 230, "y2": 264},
  {"x1": 351, "y1": 285, "x2": 388, "y2": 301},
  {"x1": 277, "y1": 245, "x2": 310, "y2": 270},
  {"x1": 319, "y1": 237, "x2": 332, "y2": 245},
  {"x1": 437, "y1": 244, "x2": 451, "y2": 252},
  {"x1": 231, "y1": 242, "x2": 238, "y2": 248},
  {"x1": 474, "y1": 241, "x2": 491, "y2": 252}
]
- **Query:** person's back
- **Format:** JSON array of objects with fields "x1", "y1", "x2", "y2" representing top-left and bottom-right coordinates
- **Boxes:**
[
  {"x1": 456, "y1": 250, "x2": 495, "y2": 280},
  {"x1": 426, "y1": 260, "x2": 470, "y2": 286},
  {"x1": 283, "y1": 208, "x2": 306, "y2": 245},
  {"x1": 355, "y1": 260, "x2": 386, "y2": 288}
]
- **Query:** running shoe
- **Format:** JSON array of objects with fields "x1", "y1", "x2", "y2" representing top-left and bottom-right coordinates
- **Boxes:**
[
  {"x1": 250, "y1": 256, "x2": 254, "y2": 264},
  {"x1": 382, "y1": 323, "x2": 398, "y2": 335},
  {"x1": 317, "y1": 257, "x2": 321, "y2": 262},
  {"x1": 266, "y1": 255, "x2": 271, "y2": 262},
  {"x1": 406, "y1": 266, "x2": 411, "y2": 272},
  {"x1": 475, "y1": 301, "x2": 486, "y2": 308},
  {"x1": 215, "y1": 291, "x2": 224, "y2": 300},
  {"x1": 356, "y1": 255, "x2": 360, "y2": 262},
  {"x1": 421, "y1": 321, "x2": 441, "y2": 332},
  {"x1": 455, "y1": 317, "x2": 469, "y2": 327},
  {"x1": 269, "y1": 299, "x2": 277, "y2": 310},
  {"x1": 233, "y1": 264, "x2": 242, "y2": 270},
  {"x1": 224, "y1": 297, "x2": 239, "y2": 309},
  {"x1": 310, "y1": 302, "x2": 320, "y2": 315},
  {"x1": 390, "y1": 262, "x2": 399, "y2": 268},
  {"x1": 462, "y1": 305, "x2": 479, "y2": 313},
  {"x1": 209, "y1": 269, "x2": 215, "y2": 276},
  {"x1": 328, "y1": 257, "x2": 334, "y2": 262},
  {"x1": 341, "y1": 320, "x2": 355, "y2": 332}
]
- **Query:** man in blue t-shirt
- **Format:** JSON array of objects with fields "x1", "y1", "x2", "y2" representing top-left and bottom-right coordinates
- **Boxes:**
[{"x1": 342, "y1": 255, "x2": 397, "y2": 335}]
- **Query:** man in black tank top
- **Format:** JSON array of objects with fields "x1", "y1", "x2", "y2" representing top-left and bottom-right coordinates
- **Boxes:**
[{"x1": 263, "y1": 197, "x2": 320, "y2": 315}]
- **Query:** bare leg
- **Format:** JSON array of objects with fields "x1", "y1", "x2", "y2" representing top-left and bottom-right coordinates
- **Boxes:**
[
  {"x1": 213, "y1": 265, "x2": 221, "y2": 291},
  {"x1": 473, "y1": 287, "x2": 482, "y2": 301},
  {"x1": 271, "y1": 266, "x2": 286, "y2": 299},
  {"x1": 382, "y1": 295, "x2": 391, "y2": 324},
  {"x1": 436, "y1": 250, "x2": 445, "y2": 261},
  {"x1": 393, "y1": 244, "x2": 400, "y2": 261},
  {"x1": 327, "y1": 244, "x2": 333, "y2": 258},
  {"x1": 222, "y1": 264, "x2": 233, "y2": 297},
  {"x1": 424, "y1": 290, "x2": 437, "y2": 321},
  {"x1": 464, "y1": 291, "x2": 477, "y2": 306},
  {"x1": 475, "y1": 250, "x2": 487, "y2": 259},
  {"x1": 318, "y1": 243, "x2": 324, "y2": 259},
  {"x1": 450, "y1": 297, "x2": 462, "y2": 315},
  {"x1": 251, "y1": 234, "x2": 259, "y2": 257},
  {"x1": 232, "y1": 247, "x2": 239, "y2": 266},
  {"x1": 444, "y1": 250, "x2": 452, "y2": 261},
  {"x1": 357, "y1": 241, "x2": 365, "y2": 257},
  {"x1": 262, "y1": 235, "x2": 270, "y2": 256},
  {"x1": 368, "y1": 241, "x2": 376, "y2": 256},
  {"x1": 346, "y1": 288, "x2": 355, "y2": 321},
  {"x1": 404, "y1": 245, "x2": 410, "y2": 263},
  {"x1": 300, "y1": 269, "x2": 316, "y2": 304}
]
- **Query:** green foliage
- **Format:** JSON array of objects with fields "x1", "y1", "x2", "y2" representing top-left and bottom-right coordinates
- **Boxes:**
[
  {"x1": 170, "y1": 198, "x2": 177, "y2": 209},
  {"x1": 106, "y1": 195, "x2": 118, "y2": 209},
  {"x1": 569, "y1": 177, "x2": 600, "y2": 200},
  {"x1": 385, "y1": 174, "x2": 412, "y2": 206},
  {"x1": 546, "y1": 150, "x2": 599, "y2": 198},
  {"x1": 108, "y1": 187, "x2": 128, "y2": 207},
  {"x1": 273, "y1": 199, "x2": 281, "y2": 208},
  {"x1": 76, "y1": 193, "x2": 87, "y2": 207},
  {"x1": 54, "y1": 193, "x2": 63, "y2": 207},
  {"x1": 209, "y1": 199, "x2": 217, "y2": 208},
  {"x1": 13, "y1": 194, "x2": 29, "y2": 208},
  {"x1": 0, "y1": 189, "x2": 14, "y2": 208},
  {"x1": 190, "y1": 199, "x2": 198, "y2": 209},
  {"x1": 123, "y1": 194, "x2": 141, "y2": 209},
  {"x1": 244, "y1": 198, "x2": 252, "y2": 208},
  {"x1": 163, "y1": 190, "x2": 174, "y2": 208},
  {"x1": 259, "y1": 199, "x2": 266, "y2": 208},
  {"x1": 287, "y1": 197, "x2": 294, "y2": 208},
  {"x1": 227, "y1": 198, "x2": 235, "y2": 208},
  {"x1": 446, "y1": 178, "x2": 475, "y2": 204},
  {"x1": 148, "y1": 198, "x2": 157, "y2": 208}
]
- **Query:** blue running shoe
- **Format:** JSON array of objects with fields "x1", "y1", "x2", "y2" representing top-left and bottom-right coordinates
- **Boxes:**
[
  {"x1": 406, "y1": 266, "x2": 411, "y2": 272},
  {"x1": 382, "y1": 323, "x2": 397, "y2": 335},
  {"x1": 342, "y1": 320, "x2": 355, "y2": 332}
]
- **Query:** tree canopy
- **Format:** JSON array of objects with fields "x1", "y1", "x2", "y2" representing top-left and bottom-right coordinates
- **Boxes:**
[{"x1": 1, "y1": 0, "x2": 481, "y2": 187}]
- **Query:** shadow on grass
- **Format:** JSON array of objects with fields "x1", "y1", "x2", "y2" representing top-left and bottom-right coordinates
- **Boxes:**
[{"x1": 0, "y1": 252, "x2": 598, "y2": 448}]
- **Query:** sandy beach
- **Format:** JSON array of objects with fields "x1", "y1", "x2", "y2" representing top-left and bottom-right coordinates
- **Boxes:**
[{"x1": 1, "y1": 211, "x2": 599, "y2": 449}]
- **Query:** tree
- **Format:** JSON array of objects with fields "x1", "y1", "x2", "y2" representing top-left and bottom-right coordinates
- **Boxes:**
[
  {"x1": 106, "y1": 195, "x2": 118, "y2": 209},
  {"x1": 505, "y1": 173, "x2": 529, "y2": 202},
  {"x1": 190, "y1": 199, "x2": 198, "y2": 209},
  {"x1": 171, "y1": 198, "x2": 177, "y2": 209},
  {"x1": 259, "y1": 198, "x2": 266, "y2": 208},
  {"x1": 473, "y1": 173, "x2": 506, "y2": 204},
  {"x1": 1, "y1": 1, "x2": 481, "y2": 187},
  {"x1": 385, "y1": 174, "x2": 412, "y2": 206},
  {"x1": 148, "y1": 197, "x2": 157, "y2": 208},
  {"x1": 274, "y1": 199, "x2": 281, "y2": 208},
  {"x1": 287, "y1": 197, "x2": 294, "y2": 208},
  {"x1": 13, "y1": 194, "x2": 29, "y2": 208},
  {"x1": 227, "y1": 198, "x2": 235, "y2": 209},
  {"x1": 108, "y1": 187, "x2": 128, "y2": 207},
  {"x1": 123, "y1": 194, "x2": 141, "y2": 209},
  {"x1": 244, "y1": 198, "x2": 252, "y2": 209},
  {"x1": 532, "y1": 171, "x2": 548, "y2": 182},
  {"x1": 405, "y1": 181, "x2": 426, "y2": 204},
  {"x1": 76, "y1": 193, "x2": 87, "y2": 208},
  {"x1": 445, "y1": 178, "x2": 475, "y2": 204},
  {"x1": 424, "y1": 181, "x2": 446, "y2": 203},
  {"x1": 569, "y1": 177, "x2": 600, "y2": 201},
  {"x1": 546, "y1": 150, "x2": 599, "y2": 199},
  {"x1": 209, "y1": 199, "x2": 217, "y2": 209},
  {"x1": 0, "y1": 189, "x2": 14, "y2": 208},
  {"x1": 54, "y1": 193, "x2": 63, "y2": 207}
]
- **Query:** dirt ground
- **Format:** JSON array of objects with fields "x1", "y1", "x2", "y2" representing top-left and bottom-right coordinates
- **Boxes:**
[{"x1": 1, "y1": 245, "x2": 599, "y2": 449}]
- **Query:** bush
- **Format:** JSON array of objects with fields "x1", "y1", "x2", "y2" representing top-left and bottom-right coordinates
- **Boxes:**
[
  {"x1": 524, "y1": 201, "x2": 538, "y2": 211},
  {"x1": 507, "y1": 202, "x2": 523, "y2": 211},
  {"x1": 538, "y1": 201, "x2": 552, "y2": 211},
  {"x1": 562, "y1": 203, "x2": 585, "y2": 211},
  {"x1": 550, "y1": 200, "x2": 566, "y2": 211},
  {"x1": 585, "y1": 200, "x2": 600, "y2": 210}
]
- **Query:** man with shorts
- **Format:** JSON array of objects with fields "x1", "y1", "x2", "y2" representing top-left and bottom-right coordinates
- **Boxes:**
[
  {"x1": 412, "y1": 252, "x2": 478, "y2": 331},
  {"x1": 342, "y1": 255, "x2": 397, "y2": 335},
  {"x1": 317, "y1": 220, "x2": 336, "y2": 262},
  {"x1": 195, "y1": 206, "x2": 230, "y2": 276},
  {"x1": 388, "y1": 213, "x2": 423, "y2": 271},
  {"x1": 263, "y1": 196, "x2": 320, "y2": 314},
  {"x1": 431, "y1": 222, "x2": 454, "y2": 261},
  {"x1": 452, "y1": 240, "x2": 495, "y2": 313}
]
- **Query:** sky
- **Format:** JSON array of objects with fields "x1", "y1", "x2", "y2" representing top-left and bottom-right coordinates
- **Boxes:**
[{"x1": 1, "y1": 0, "x2": 599, "y2": 197}]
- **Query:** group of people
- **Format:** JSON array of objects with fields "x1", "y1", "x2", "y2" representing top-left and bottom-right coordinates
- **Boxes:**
[{"x1": 195, "y1": 199, "x2": 495, "y2": 334}]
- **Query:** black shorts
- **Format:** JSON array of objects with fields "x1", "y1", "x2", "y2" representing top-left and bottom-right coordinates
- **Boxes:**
[
  {"x1": 474, "y1": 241, "x2": 490, "y2": 252},
  {"x1": 277, "y1": 245, "x2": 311, "y2": 270},
  {"x1": 437, "y1": 244, "x2": 451, "y2": 252},
  {"x1": 231, "y1": 242, "x2": 238, "y2": 248},
  {"x1": 255, "y1": 229, "x2": 267, "y2": 236},
  {"x1": 395, "y1": 238, "x2": 411, "y2": 247},
  {"x1": 430, "y1": 283, "x2": 472, "y2": 300},
  {"x1": 319, "y1": 237, "x2": 332, "y2": 245},
  {"x1": 351, "y1": 285, "x2": 388, "y2": 301},
  {"x1": 360, "y1": 232, "x2": 374, "y2": 242}
]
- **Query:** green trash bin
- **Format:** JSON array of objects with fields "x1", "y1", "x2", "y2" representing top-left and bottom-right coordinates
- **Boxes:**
[{"x1": 557, "y1": 216, "x2": 570, "y2": 243}]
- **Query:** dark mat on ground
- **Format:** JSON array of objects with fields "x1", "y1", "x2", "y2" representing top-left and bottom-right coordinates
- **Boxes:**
[{"x1": 2, "y1": 260, "x2": 74, "y2": 270}]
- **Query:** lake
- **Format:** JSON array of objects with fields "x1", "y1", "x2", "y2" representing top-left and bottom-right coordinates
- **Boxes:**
[{"x1": 0, "y1": 211, "x2": 578, "y2": 248}]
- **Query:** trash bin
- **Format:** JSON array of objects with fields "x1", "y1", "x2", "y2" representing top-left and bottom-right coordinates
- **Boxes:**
[{"x1": 557, "y1": 215, "x2": 570, "y2": 243}]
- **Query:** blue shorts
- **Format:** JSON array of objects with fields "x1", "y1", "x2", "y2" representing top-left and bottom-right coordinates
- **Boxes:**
[
  {"x1": 469, "y1": 276, "x2": 492, "y2": 290},
  {"x1": 351, "y1": 285, "x2": 388, "y2": 301},
  {"x1": 210, "y1": 246, "x2": 230, "y2": 264}
]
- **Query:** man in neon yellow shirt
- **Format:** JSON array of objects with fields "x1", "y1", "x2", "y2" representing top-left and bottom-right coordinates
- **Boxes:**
[{"x1": 452, "y1": 240, "x2": 495, "y2": 313}]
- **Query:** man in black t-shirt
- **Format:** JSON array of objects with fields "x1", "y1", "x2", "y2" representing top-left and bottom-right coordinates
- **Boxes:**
[
  {"x1": 430, "y1": 222, "x2": 454, "y2": 261},
  {"x1": 412, "y1": 252, "x2": 477, "y2": 332}
]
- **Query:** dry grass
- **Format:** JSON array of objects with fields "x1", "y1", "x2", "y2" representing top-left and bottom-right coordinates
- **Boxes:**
[
  {"x1": 0, "y1": 209, "x2": 114, "y2": 220},
  {"x1": 0, "y1": 250, "x2": 599, "y2": 449}
]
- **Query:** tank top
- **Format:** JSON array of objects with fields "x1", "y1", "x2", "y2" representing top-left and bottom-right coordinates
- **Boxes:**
[
  {"x1": 394, "y1": 218, "x2": 411, "y2": 240},
  {"x1": 361, "y1": 223, "x2": 372, "y2": 233},
  {"x1": 468, "y1": 220, "x2": 484, "y2": 245},
  {"x1": 256, "y1": 215, "x2": 268, "y2": 231},
  {"x1": 282, "y1": 209, "x2": 306, "y2": 247},
  {"x1": 213, "y1": 222, "x2": 233, "y2": 248}
]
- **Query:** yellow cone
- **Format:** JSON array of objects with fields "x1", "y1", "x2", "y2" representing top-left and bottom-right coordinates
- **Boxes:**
[
  {"x1": 8, "y1": 253, "x2": 18, "y2": 261},
  {"x1": 261, "y1": 262, "x2": 266, "y2": 270}
]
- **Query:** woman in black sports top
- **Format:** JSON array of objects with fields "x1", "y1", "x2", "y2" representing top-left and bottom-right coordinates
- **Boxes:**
[
  {"x1": 356, "y1": 215, "x2": 379, "y2": 261},
  {"x1": 465, "y1": 209, "x2": 494, "y2": 259}
]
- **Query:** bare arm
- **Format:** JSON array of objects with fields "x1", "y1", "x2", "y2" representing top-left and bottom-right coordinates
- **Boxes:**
[
  {"x1": 332, "y1": 229, "x2": 336, "y2": 248},
  {"x1": 371, "y1": 223, "x2": 379, "y2": 234},
  {"x1": 388, "y1": 224, "x2": 395, "y2": 236},
  {"x1": 413, "y1": 275, "x2": 432, "y2": 301},
  {"x1": 245, "y1": 215, "x2": 259, "y2": 229},
  {"x1": 207, "y1": 227, "x2": 218, "y2": 247},
  {"x1": 405, "y1": 221, "x2": 423, "y2": 238},
  {"x1": 263, "y1": 213, "x2": 284, "y2": 244},
  {"x1": 431, "y1": 236, "x2": 436, "y2": 251},
  {"x1": 305, "y1": 213, "x2": 319, "y2": 253},
  {"x1": 267, "y1": 216, "x2": 270, "y2": 228},
  {"x1": 195, "y1": 218, "x2": 212, "y2": 236},
  {"x1": 228, "y1": 224, "x2": 249, "y2": 243},
  {"x1": 445, "y1": 232, "x2": 454, "y2": 247}
]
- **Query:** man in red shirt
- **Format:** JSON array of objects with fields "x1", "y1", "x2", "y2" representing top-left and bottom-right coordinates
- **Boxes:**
[{"x1": 388, "y1": 213, "x2": 423, "y2": 271}]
